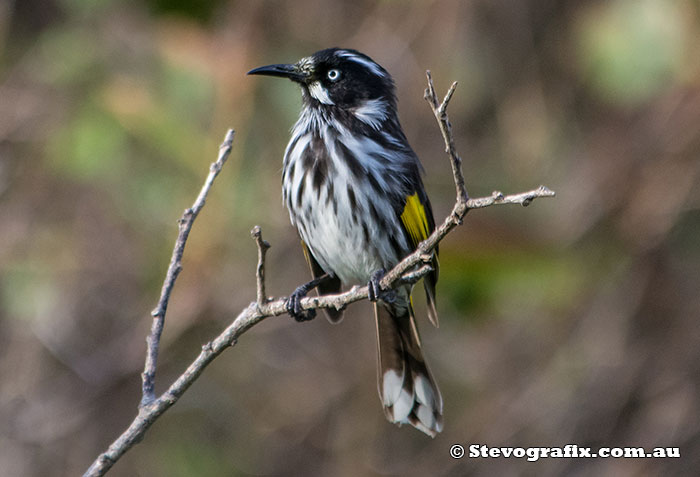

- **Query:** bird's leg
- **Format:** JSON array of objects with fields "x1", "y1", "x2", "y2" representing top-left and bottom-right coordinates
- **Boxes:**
[
  {"x1": 368, "y1": 269, "x2": 397, "y2": 304},
  {"x1": 285, "y1": 274, "x2": 333, "y2": 322}
]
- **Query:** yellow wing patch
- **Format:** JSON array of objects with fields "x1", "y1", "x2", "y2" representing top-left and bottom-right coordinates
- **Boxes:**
[
  {"x1": 300, "y1": 240, "x2": 311, "y2": 265},
  {"x1": 400, "y1": 193, "x2": 430, "y2": 248}
]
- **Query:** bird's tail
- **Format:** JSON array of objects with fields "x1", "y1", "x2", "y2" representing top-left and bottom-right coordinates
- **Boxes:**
[{"x1": 374, "y1": 298, "x2": 443, "y2": 437}]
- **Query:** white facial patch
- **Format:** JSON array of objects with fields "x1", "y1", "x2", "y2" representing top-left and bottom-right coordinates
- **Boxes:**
[
  {"x1": 308, "y1": 81, "x2": 334, "y2": 105},
  {"x1": 353, "y1": 98, "x2": 388, "y2": 129}
]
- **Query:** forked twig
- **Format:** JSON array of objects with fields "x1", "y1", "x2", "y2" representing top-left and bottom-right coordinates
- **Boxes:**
[{"x1": 140, "y1": 129, "x2": 235, "y2": 407}]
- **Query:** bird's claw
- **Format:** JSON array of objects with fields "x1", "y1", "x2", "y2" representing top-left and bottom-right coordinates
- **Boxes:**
[
  {"x1": 368, "y1": 269, "x2": 396, "y2": 303},
  {"x1": 285, "y1": 285, "x2": 317, "y2": 322}
]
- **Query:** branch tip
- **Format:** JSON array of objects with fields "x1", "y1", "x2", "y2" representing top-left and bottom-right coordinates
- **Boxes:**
[
  {"x1": 424, "y1": 70, "x2": 438, "y2": 108},
  {"x1": 438, "y1": 81, "x2": 458, "y2": 114},
  {"x1": 538, "y1": 185, "x2": 556, "y2": 197},
  {"x1": 252, "y1": 226, "x2": 271, "y2": 306}
]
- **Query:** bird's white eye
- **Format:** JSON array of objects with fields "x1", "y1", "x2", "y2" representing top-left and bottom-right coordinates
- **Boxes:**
[{"x1": 327, "y1": 69, "x2": 341, "y2": 81}]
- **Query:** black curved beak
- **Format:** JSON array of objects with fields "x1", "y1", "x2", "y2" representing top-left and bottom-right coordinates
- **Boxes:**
[{"x1": 247, "y1": 63, "x2": 308, "y2": 82}]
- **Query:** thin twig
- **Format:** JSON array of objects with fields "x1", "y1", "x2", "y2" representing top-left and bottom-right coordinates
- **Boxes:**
[
  {"x1": 396, "y1": 264, "x2": 434, "y2": 287},
  {"x1": 140, "y1": 129, "x2": 235, "y2": 407},
  {"x1": 251, "y1": 225, "x2": 271, "y2": 307},
  {"x1": 469, "y1": 186, "x2": 555, "y2": 208},
  {"x1": 83, "y1": 74, "x2": 555, "y2": 477},
  {"x1": 425, "y1": 71, "x2": 467, "y2": 205}
]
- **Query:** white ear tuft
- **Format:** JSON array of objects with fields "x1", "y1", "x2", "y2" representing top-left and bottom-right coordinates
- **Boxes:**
[{"x1": 353, "y1": 99, "x2": 388, "y2": 130}]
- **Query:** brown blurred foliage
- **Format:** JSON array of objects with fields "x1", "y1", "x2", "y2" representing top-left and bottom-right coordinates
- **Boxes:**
[{"x1": 1, "y1": 0, "x2": 699, "y2": 475}]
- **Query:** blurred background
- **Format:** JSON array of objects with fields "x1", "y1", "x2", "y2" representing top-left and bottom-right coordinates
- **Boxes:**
[{"x1": 1, "y1": 0, "x2": 699, "y2": 475}]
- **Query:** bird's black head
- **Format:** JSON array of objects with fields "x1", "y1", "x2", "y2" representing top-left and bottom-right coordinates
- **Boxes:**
[{"x1": 248, "y1": 48, "x2": 396, "y2": 110}]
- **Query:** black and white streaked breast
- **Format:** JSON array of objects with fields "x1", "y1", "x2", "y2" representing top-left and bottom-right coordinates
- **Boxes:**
[{"x1": 282, "y1": 113, "x2": 413, "y2": 284}]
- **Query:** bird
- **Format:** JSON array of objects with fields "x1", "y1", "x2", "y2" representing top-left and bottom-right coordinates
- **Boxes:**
[{"x1": 248, "y1": 48, "x2": 443, "y2": 437}]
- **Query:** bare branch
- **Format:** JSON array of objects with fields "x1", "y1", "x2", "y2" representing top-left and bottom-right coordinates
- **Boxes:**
[
  {"x1": 83, "y1": 74, "x2": 555, "y2": 477},
  {"x1": 141, "y1": 128, "x2": 235, "y2": 407}
]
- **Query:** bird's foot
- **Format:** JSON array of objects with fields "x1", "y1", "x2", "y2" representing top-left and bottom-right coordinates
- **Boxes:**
[
  {"x1": 368, "y1": 269, "x2": 396, "y2": 304},
  {"x1": 285, "y1": 283, "x2": 317, "y2": 322}
]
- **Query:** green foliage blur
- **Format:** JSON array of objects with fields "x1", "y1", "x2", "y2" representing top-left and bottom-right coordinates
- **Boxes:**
[{"x1": 1, "y1": 1, "x2": 699, "y2": 476}]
